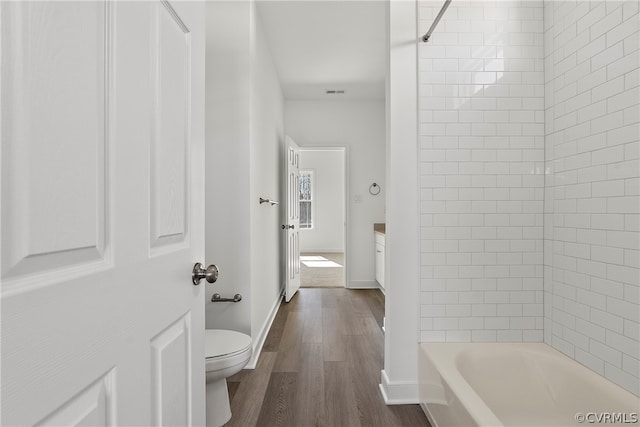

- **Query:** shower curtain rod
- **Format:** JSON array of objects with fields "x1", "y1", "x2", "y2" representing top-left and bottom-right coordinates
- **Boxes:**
[{"x1": 421, "y1": 0, "x2": 452, "y2": 42}]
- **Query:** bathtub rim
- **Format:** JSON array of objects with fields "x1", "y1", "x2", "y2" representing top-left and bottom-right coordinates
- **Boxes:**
[
  {"x1": 419, "y1": 342, "x2": 640, "y2": 427},
  {"x1": 420, "y1": 342, "x2": 506, "y2": 427}
]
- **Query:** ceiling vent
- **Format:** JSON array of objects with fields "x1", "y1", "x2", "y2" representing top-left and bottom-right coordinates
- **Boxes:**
[{"x1": 325, "y1": 90, "x2": 346, "y2": 95}]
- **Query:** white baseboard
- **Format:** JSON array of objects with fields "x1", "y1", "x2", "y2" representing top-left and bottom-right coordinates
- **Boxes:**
[
  {"x1": 348, "y1": 279, "x2": 379, "y2": 289},
  {"x1": 379, "y1": 369, "x2": 419, "y2": 404},
  {"x1": 300, "y1": 249, "x2": 344, "y2": 254},
  {"x1": 245, "y1": 293, "x2": 282, "y2": 369},
  {"x1": 378, "y1": 283, "x2": 386, "y2": 295}
]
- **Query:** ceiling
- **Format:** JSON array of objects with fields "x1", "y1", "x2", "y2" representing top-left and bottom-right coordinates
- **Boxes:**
[{"x1": 256, "y1": 1, "x2": 387, "y2": 100}]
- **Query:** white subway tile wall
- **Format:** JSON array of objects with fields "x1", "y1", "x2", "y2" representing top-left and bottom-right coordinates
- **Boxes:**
[
  {"x1": 418, "y1": 1, "x2": 546, "y2": 343},
  {"x1": 418, "y1": 0, "x2": 639, "y2": 396},
  {"x1": 544, "y1": 0, "x2": 639, "y2": 395}
]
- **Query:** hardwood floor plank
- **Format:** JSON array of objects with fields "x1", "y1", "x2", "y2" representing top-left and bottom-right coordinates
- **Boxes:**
[
  {"x1": 347, "y1": 335, "x2": 382, "y2": 380},
  {"x1": 366, "y1": 290, "x2": 386, "y2": 329},
  {"x1": 255, "y1": 372, "x2": 299, "y2": 427},
  {"x1": 346, "y1": 336, "x2": 399, "y2": 427},
  {"x1": 262, "y1": 303, "x2": 288, "y2": 352},
  {"x1": 324, "y1": 361, "x2": 361, "y2": 427},
  {"x1": 348, "y1": 289, "x2": 376, "y2": 316},
  {"x1": 302, "y1": 311, "x2": 323, "y2": 343},
  {"x1": 295, "y1": 287, "x2": 323, "y2": 311},
  {"x1": 273, "y1": 311, "x2": 304, "y2": 372},
  {"x1": 226, "y1": 351, "x2": 277, "y2": 427},
  {"x1": 322, "y1": 308, "x2": 346, "y2": 362},
  {"x1": 295, "y1": 343, "x2": 326, "y2": 426},
  {"x1": 320, "y1": 287, "x2": 344, "y2": 308},
  {"x1": 387, "y1": 405, "x2": 434, "y2": 427},
  {"x1": 227, "y1": 381, "x2": 240, "y2": 403},
  {"x1": 343, "y1": 314, "x2": 382, "y2": 336}
]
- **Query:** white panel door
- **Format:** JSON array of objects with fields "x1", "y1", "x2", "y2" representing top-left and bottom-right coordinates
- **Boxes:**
[
  {"x1": 1, "y1": 1, "x2": 206, "y2": 426},
  {"x1": 284, "y1": 136, "x2": 301, "y2": 302}
]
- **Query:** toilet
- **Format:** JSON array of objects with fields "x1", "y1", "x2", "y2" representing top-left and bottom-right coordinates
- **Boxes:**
[{"x1": 205, "y1": 329, "x2": 252, "y2": 427}]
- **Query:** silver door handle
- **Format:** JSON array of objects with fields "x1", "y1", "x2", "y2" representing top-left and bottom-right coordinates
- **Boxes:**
[
  {"x1": 281, "y1": 224, "x2": 294, "y2": 229},
  {"x1": 192, "y1": 263, "x2": 219, "y2": 285}
]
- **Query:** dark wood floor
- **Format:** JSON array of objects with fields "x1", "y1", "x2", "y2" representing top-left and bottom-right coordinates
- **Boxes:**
[{"x1": 225, "y1": 288, "x2": 430, "y2": 427}]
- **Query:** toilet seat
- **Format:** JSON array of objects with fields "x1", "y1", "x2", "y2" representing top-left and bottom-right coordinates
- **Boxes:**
[{"x1": 205, "y1": 329, "x2": 252, "y2": 359}]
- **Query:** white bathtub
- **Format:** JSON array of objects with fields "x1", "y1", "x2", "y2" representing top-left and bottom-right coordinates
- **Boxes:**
[{"x1": 419, "y1": 343, "x2": 639, "y2": 427}]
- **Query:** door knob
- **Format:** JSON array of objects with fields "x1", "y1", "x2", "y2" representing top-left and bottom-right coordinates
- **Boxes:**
[
  {"x1": 192, "y1": 263, "x2": 219, "y2": 285},
  {"x1": 281, "y1": 224, "x2": 294, "y2": 229}
]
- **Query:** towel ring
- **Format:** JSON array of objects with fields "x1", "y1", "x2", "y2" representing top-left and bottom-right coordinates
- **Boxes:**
[{"x1": 369, "y1": 183, "x2": 381, "y2": 196}]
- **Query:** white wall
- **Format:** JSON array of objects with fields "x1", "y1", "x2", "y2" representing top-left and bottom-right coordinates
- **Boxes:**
[
  {"x1": 544, "y1": 0, "x2": 639, "y2": 395},
  {"x1": 417, "y1": 0, "x2": 546, "y2": 343},
  {"x1": 205, "y1": 1, "x2": 252, "y2": 334},
  {"x1": 250, "y1": 5, "x2": 286, "y2": 357},
  {"x1": 381, "y1": 0, "x2": 421, "y2": 404},
  {"x1": 299, "y1": 149, "x2": 345, "y2": 253},
  {"x1": 205, "y1": 2, "x2": 284, "y2": 363},
  {"x1": 285, "y1": 101, "x2": 385, "y2": 288}
]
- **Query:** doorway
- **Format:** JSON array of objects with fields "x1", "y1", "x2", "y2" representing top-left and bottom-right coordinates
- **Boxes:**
[{"x1": 298, "y1": 147, "x2": 346, "y2": 288}]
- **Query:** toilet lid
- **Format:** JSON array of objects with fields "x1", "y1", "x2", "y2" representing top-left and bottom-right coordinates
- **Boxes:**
[{"x1": 205, "y1": 329, "x2": 252, "y2": 358}]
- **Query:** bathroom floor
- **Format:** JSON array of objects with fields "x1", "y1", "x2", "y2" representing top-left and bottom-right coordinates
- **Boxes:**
[
  {"x1": 225, "y1": 288, "x2": 430, "y2": 426},
  {"x1": 300, "y1": 252, "x2": 345, "y2": 288}
]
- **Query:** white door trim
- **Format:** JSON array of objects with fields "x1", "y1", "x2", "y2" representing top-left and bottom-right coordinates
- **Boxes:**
[{"x1": 297, "y1": 146, "x2": 348, "y2": 288}]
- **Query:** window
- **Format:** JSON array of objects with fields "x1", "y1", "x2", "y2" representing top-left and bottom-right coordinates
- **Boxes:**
[{"x1": 299, "y1": 170, "x2": 313, "y2": 229}]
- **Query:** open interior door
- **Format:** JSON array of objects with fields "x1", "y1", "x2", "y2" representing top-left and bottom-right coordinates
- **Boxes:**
[
  {"x1": 283, "y1": 136, "x2": 301, "y2": 302},
  {"x1": 1, "y1": 1, "x2": 206, "y2": 425}
]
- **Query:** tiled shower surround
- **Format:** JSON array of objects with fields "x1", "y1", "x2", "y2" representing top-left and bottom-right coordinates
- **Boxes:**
[
  {"x1": 544, "y1": 0, "x2": 639, "y2": 394},
  {"x1": 418, "y1": 1, "x2": 546, "y2": 342},
  {"x1": 418, "y1": 0, "x2": 639, "y2": 395}
]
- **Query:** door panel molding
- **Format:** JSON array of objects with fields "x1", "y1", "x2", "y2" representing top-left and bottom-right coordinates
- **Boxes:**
[
  {"x1": 35, "y1": 368, "x2": 116, "y2": 427},
  {"x1": 150, "y1": 312, "x2": 192, "y2": 427},
  {"x1": 1, "y1": 1, "x2": 112, "y2": 293},
  {"x1": 149, "y1": 0, "x2": 191, "y2": 255}
]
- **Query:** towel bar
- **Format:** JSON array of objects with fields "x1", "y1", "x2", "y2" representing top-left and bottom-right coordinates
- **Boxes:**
[
  {"x1": 259, "y1": 197, "x2": 279, "y2": 206},
  {"x1": 211, "y1": 293, "x2": 242, "y2": 303}
]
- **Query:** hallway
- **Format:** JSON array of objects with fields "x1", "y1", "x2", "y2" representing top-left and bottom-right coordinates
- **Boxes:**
[
  {"x1": 300, "y1": 253, "x2": 345, "y2": 288},
  {"x1": 225, "y1": 288, "x2": 429, "y2": 426}
]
